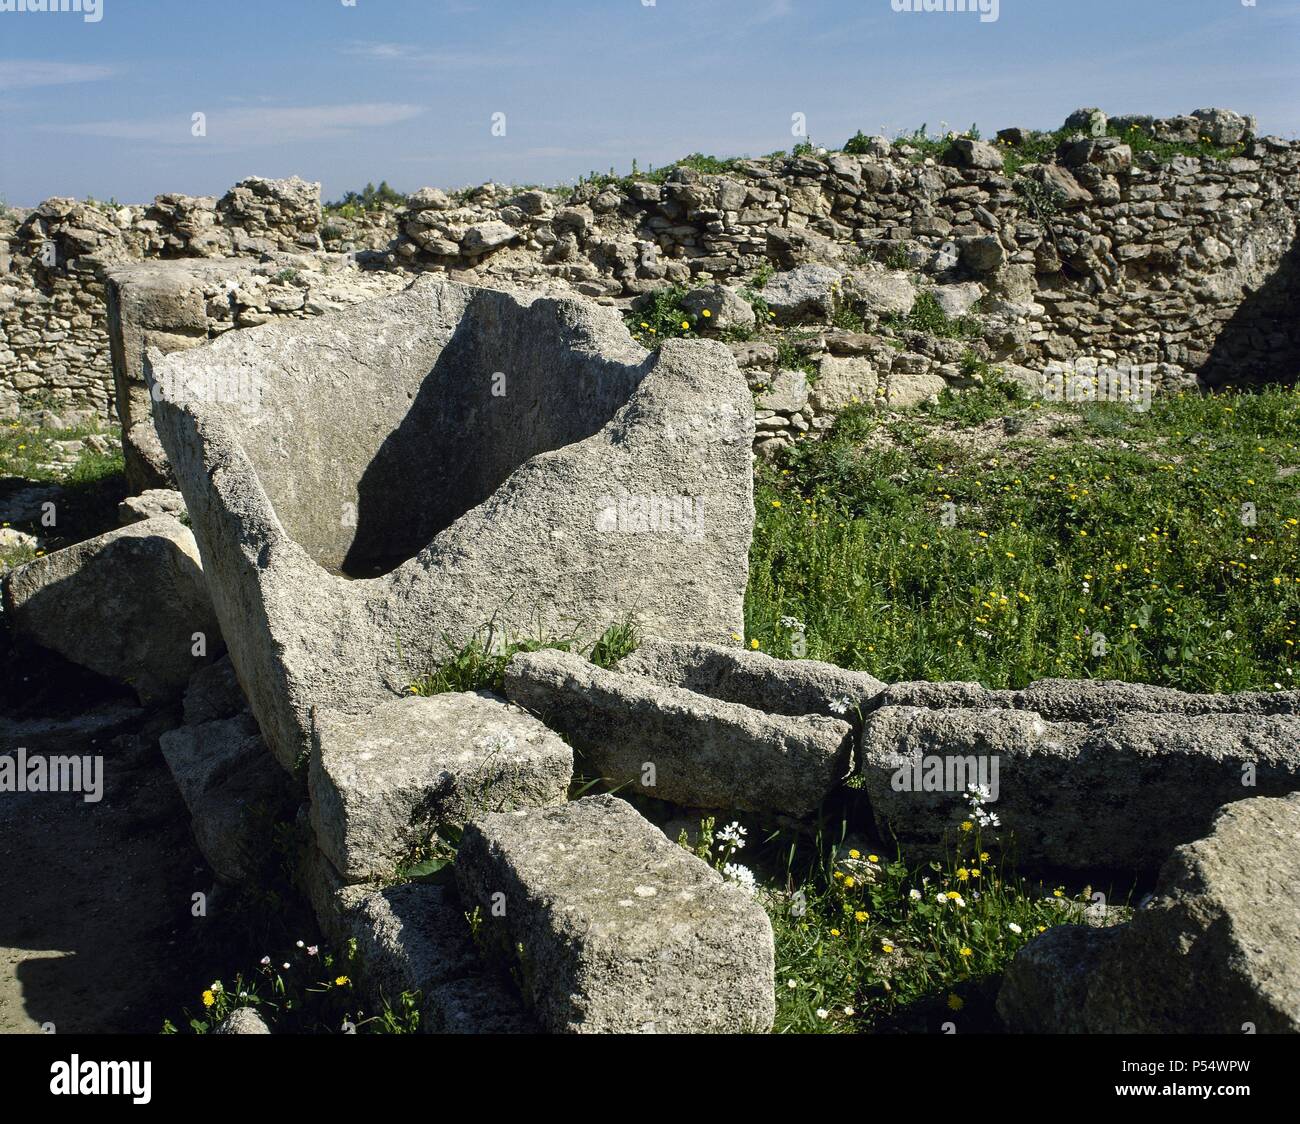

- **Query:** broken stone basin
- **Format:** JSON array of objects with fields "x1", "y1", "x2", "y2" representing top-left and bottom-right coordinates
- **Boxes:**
[{"x1": 147, "y1": 276, "x2": 755, "y2": 771}]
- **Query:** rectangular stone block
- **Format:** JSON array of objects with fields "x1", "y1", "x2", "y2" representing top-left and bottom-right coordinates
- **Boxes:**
[
  {"x1": 505, "y1": 648, "x2": 853, "y2": 817},
  {"x1": 860, "y1": 705, "x2": 1300, "y2": 871},
  {"x1": 159, "y1": 712, "x2": 291, "y2": 884},
  {"x1": 309, "y1": 690, "x2": 573, "y2": 882},
  {"x1": 456, "y1": 794, "x2": 775, "y2": 1033},
  {"x1": 620, "y1": 637, "x2": 885, "y2": 726}
]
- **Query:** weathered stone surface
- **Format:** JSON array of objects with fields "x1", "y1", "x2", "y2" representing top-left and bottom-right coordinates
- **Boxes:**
[
  {"x1": 2, "y1": 516, "x2": 222, "y2": 705},
  {"x1": 1191, "y1": 107, "x2": 1255, "y2": 146},
  {"x1": 847, "y1": 270, "x2": 916, "y2": 317},
  {"x1": 860, "y1": 705, "x2": 1300, "y2": 871},
  {"x1": 182, "y1": 653, "x2": 247, "y2": 725},
  {"x1": 874, "y1": 678, "x2": 1300, "y2": 720},
  {"x1": 1060, "y1": 136, "x2": 1132, "y2": 175},
  {"x1": 456, "y1": 794, "x2": 775, "y2": 1033},
  {"x1": 944, "y1": 138, "x2": 1006, "y2": 171},
  {"x1": 886, "y1": 368, "x2": 947, "y2": 409},
  {"x1": 959, "y1": 234, "x2": 1006, "y2": 274},
  {"x1": 341, "y1": 878, "x2": 539, "y2": 1032},
  {"x1": 996, "y1": 923, "x2": 1120, "y2": 1033},
  {"x1": 149, "y1": 275, "x2": 754, "y2": 772},
  {"x1": 214, "y1": 1007, "x2": 271, "y2": 1034},
  {"x1": 619, "y1": 638, "x2": 885, "y2": 726},
  {"x1": 681, "y1": 284, "x2": 757, "y2": 333},
  {"x1": 423, "y1": 976, "x2": 539, "y2": 1034},
  {"x1": 760, "y1": 264, "x2": 842, "y2": 324},
  {"x1": 506, "y1": 649, "x2": 854, "y2": 816},
  {"x1": 118, "y1": 488, "x2": 187, "y2": 526},
  {"x1": 309, "y1": 691, "x2": 573, "y2": 882},
  {"x1": 105, "y1": 260, "x2": 251, "y2": 491},
  {"x1": 1023, "y1": 162, "x2": 1093, "y2": 209},
  {"x1": 813, "y1": 355, "x2": 878, "y2": 411},
  {"x1": 0, "y1": 527, "x2": 38, "y2": 551},
  {"x1": 754, "y1": 369, "x2": 809, "y2": 414},
  {"x1": 460, "y1": 221, "x2": 517, "y2": 255},
  {"x1": 999, "y1": 793, "x2": 1300, "y2": 1033},
  {"x1": 347, "y1": 881, "x2": 480, "y2": 1000},
  {"x1": 931, "y1": 282, "x2": 983, "y2": 320},
  {"x1": 298, "y1": 843, "x2": 370, "y2": 951},
  {"x1": 159, "y1": 712, "x2": 291, "y2": 883}
]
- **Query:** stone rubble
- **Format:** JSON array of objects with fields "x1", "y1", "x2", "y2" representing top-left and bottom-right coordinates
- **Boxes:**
[
  {"x1": 859, "y1": 703, "x2": 1300, "y2": 871},
  {"x1": 3, "y1": 106, "x2": 1296, "y2": 453}
]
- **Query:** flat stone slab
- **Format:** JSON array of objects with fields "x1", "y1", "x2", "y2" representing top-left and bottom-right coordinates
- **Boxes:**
[
  {"x1": 309, "y1": 691, "x2": 573, "y2": 882},
  {"x1": 875, "y1": 677, "x2": 1299, "y2": 720},
  {"x1": 2, "y1": 516, "x2": 222, "y2": 705},
  {"x1": 998, "y1": 792, "x2": 1300, "y2": 1033},
  {"x1": 860, "y1": 705, "x2": 1300, "y2": 871},
  {"x1": 159, "y1": 712, "x2": 292, "y2": 883},
  {"x1": 456, "y1": 794, "x2": 775, "y2": 1033},
  {"x1": 620, "y1": 638, "x2": 885, "y2": 726},
  {"x1": 505, "y1": 648, "x2": 853, "y2": 817},
  {"x1": 149, "y1": 275, "x2": 755, "y2": 772}
]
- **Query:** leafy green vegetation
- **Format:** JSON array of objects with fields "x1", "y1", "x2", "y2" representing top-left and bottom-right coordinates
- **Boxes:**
[
  {"x1": 882, "y1": 290, "x2": 980, "y2": 339},
  {"x1": 624, "y1": 285, "x2": 698, "y2": 347},
  {"x1": 1, "y1": 415, "x2": 126, "y2": 573},
  {"x1": 324, "y1": 180, "x2": 406, "y2": 218},
  {"x1": 999, "y1": 122, "x2": 1249, "y2": 177},
  {"x1": 163, "y1": 937, "x2": 422, "y2": 1035},
  {"x1": 407, "y1": 621, "x2": 640, "y2": 697},
  {"x1": 746, "y1": 386, "x2": 1300, "y2": 693},
  {"x1": 578, "y1": 153, "x2": 744, "y2": 194}
]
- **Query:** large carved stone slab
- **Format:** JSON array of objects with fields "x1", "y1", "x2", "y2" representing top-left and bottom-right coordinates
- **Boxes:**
[{"x1": 148, "y1": 276, "x2": 754, "y2": 771}]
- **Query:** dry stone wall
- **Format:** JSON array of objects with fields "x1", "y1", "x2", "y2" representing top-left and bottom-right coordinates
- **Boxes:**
[{"x1": 3, "y1": 108, "x2": 1298, "y2": 431}]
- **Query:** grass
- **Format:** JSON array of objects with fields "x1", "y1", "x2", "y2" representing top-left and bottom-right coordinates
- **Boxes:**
[
  {"x1": 882, "y1": 290, "x2": 980, "y2": 339},
  {"x1": 672, "y1": 798, "x2": 1100, "y2": 1033},
  {"x1": 0, "y1": 414, "x2": 126, "y2": 573},
  {"x1": 163, "y1": 936, "x2": 421, "y2": 1035},
  {"x1": 11, "y1": 373, "x2": 1293, "y2": 1033},
  {"x1": 407, "y1": 620, "x2": 640, "y2": 697},
  {"x1": 746, "y1": 384, "x2": 1300, "y2": 692},
  {"x1": 769, "y1": 833, "x2": 1092, "y2": 1033}
]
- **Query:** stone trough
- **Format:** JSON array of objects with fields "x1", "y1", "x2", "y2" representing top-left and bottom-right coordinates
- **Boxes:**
[{"x1": 146, "y1": 276, "x2": 755, "y2": 771}]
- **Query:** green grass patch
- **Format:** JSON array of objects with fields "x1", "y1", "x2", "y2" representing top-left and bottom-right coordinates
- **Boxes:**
[
  {"x1": 882, "y1": 290, "x2": 980, "y2": 340},
  {"x1": 746, "y1": 387, "x2": 1300, "y2": 692},
  {"x1": 407, "y1": 621, "x2": 640, "y2": 697}
]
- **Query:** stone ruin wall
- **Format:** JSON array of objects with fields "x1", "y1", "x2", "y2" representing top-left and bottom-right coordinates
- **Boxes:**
[{"x1": 2, "y1": 108, "x2": 1298, "y2": 435}]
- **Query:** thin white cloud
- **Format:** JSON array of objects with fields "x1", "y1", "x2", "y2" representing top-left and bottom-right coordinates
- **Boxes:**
[
  {"x1": 340, "y1": 41, "x2": 520, "y2": 68},
  {"x1": 46, "y1": 102, "x2": 425, "y2": 146},
  {"x1": 0, "y1": 59, "x2": 115, "y2": 91},
  {"x1": 754, "y1": 0, "x2": 794, "y2": 24}
]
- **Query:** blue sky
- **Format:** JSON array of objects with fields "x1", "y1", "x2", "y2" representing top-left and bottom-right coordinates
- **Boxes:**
[{"x1": 1, "y1": 0, "x2": 1297, "y2": 206}]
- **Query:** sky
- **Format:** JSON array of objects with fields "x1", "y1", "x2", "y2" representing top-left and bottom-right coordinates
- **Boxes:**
[{"x1": 0, "y1": 0, "x2": 1297, "y2": 207}]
